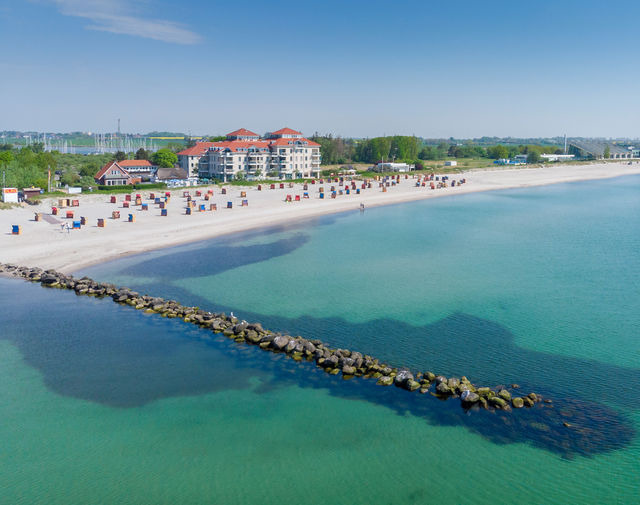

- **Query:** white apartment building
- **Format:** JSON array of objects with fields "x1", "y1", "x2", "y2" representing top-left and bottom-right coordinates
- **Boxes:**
[{"x1": 182, "y1": 128, "x2": 321, "y2": 181}]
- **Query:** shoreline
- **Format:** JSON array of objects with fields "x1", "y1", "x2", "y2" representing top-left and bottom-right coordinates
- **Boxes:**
[{"x1": 1, "y1": 162, "x2": 639, "y2": 274}]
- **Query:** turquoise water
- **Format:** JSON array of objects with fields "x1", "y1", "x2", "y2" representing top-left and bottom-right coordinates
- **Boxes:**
[{"x1": 2, "y1": 175, "x2": 639, "y2": 503}]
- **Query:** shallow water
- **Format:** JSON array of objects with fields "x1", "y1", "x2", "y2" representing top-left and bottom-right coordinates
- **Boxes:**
[{"x1": 2, "y1": 175, "x2": 639, "y2": 503}]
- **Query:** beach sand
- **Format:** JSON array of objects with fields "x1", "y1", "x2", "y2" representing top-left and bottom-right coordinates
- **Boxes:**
[{"x1": 1, "y1": 162, "x2": 639, "y2": 273}]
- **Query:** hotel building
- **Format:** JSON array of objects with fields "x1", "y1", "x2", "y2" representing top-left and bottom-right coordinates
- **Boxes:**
[{"x1": 178, "y1": 128, "x2": 322, "y2": 181}]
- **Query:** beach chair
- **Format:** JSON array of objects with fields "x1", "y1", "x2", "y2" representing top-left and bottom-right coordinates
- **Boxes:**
[
  {"x1": 356, "y1": 189, "x2": 360, "y2": 195},
  {"x1": 186, "y1": 207, "x2": 192, "y2": 215},
  {"x1": 123, "y1": 202, "x2": 129, "y2": 208},
  {"x1": 196, "y1": 190, "x2": 202, "y2": 197},
  {"x1": 128, "y1": 214, "x2": 136, "y2": 222},
  {"x1": 72, "y1": 200, "x2": 79, "y2": 207},
  {"x1": 80, "y1": 216, "x2": 87, "y2": 225},
  {"x1": 35, "y1": 213, "x2": 42, "y2": 222},
  {"x1": 240, "y1": 191, "x2": 247, "y2": 198},
  {"x1": 257, "y1": 185, "x2": 262, "y2": 191},
  {"x1": 210, "y1": 204, "x2": 217, "y2": 211},
  {"x1": 241, "y1": 199, "x2": 248, "y2": 207},
  {"x1": 141, "y1": 203, "x2": 149, "y2": 211},
  {"x1": 52, "y1": 206, "x2": 58, "y2": 215},
  {"x1": 199, "y1": 204, "x2": 206, "y2": 212},
  {"x1": 161, "y1": 209, "x2": 168, "y2": 216},
  {"x1": 110, "y1": 196, "x2": 116, "y2": 204},
  {"x1": 303, "y1": 192, "x2": 309, "y2": 199},
  {"x1": 150, "y1": 193, "x2": 155, "y2": 200},
  {"x1": 97, "y1": 218, "x2": 105, "y2": 227},
  {"x1": 280, "y1": 183, "x2": 285, "y2": 189},
  {"x1": 11, "y1": 225, "x2": 21, "y2": 235},
  {"x1": 295, "y1": 195, "x2": 300, "y2": 201},
  {"x1": 72, "y1": 220, "x2": 81, "y2": 229},
  {"x1": 285, "y1": 195, "x2": 292, "y2": 202},
  {"x1": 66, "y1": 211, "x2": 74, "y2": 219},
  {"x1": 319, "y1": 193, "x2": 324, "y2": 199},
  {"x1": 227, "y1": 201, "x2": 233, "y2": 209},
  {"x1": 135, "y1": 198, "x2": 142, "y2": 206},
  {"x1": 112, "y1": 211, "x2": 120, "y2": 219},
  {"x1": 125, "y1": 194, "x2": 132, "y2": 202},
  {"x1": 270, "y1": 184, "x2": 275, "y2": 190},
  {"x1": 221, "y1": 188, "x2": 227, "y2": 195}
]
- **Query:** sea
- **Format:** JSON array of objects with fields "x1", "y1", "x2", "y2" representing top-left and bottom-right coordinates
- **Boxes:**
[{"x1": 1, "y1": 175, "x2": 639, "y2": 504}]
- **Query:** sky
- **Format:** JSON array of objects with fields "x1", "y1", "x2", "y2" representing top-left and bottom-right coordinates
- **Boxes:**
[{"x1": 1, "y1": 0, "x2": 639, "y2": 138}]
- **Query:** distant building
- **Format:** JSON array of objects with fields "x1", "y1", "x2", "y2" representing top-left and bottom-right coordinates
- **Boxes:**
[
  {"x1": 540, "y1": 154, "x2": 575, "y2": 162},
  {"x1": 374, "y1": 162, "x2": 413, "y2": 172},
  {"x1": 444, "y1": 160, "x2": 457, "y2": 167},
  {"x1": 513, "y1": 155, "x2": 528, "y2": 164},
  {"x1": 183, "y1": 128, "x2": 322, "y2": 181},
  {"x1": 568, "y1": 140, "x2": 633, "y2": 160}
]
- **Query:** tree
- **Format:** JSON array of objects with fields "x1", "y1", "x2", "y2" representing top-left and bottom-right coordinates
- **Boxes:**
[
  {"x1": 152, "y1": 148, "x2": 178, "y2": 168},
  {"x1": 135, "y1": 148, "x2": 150, "y2": 160},
  {"x1": 0, "y1": 151, "x2": 13, "y2": 167},
  {"x1": 114, "y1": 151, "x2": 126, "y2": 161},
  {"x1": 527, "y1": 150, "x2": 541, "y2": 163},
  {"x1": 487, "y1": 145, "x2": 509, "y2": 159},
  {"x1": 603, "y1": 146, "x2": 611, "y2": 159},
  {"x1": 29, "y1": 142, "x2": 44, "y2": 154}
]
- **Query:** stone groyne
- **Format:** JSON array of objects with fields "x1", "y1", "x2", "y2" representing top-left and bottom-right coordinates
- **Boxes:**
[{"x1": 0, "y1": 263, "x2": 544, "y2": 413}]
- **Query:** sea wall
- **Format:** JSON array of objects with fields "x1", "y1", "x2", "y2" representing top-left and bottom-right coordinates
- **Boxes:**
[{"x1": 0, "y1": 263, "x2": 543, "y2": 413}]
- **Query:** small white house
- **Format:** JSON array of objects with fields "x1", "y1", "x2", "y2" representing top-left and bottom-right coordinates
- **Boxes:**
[
  {"x1": 540, "y1": 154, "x2": 575, "y2": 162},
  {"x1": 376, "y1": 162, "x2": 413, "y2": 172},
  {"x1": 2, "y1": 187, "x2": 19, "y2": 203},
  {"x1": 444, "y1": 160, "x2": 457, "y2": 167}
]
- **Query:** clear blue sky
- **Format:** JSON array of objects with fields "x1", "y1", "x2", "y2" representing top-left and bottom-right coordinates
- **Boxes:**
[{"x1": 1, "y1": 0, "x2": 639, "y2": 138}]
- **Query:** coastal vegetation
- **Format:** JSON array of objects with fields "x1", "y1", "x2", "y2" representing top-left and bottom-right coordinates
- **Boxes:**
[{"x1": 309, "y1": 134, "x2": 562, "y2": 166}]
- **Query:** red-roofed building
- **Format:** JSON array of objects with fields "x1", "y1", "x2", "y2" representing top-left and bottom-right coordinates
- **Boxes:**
[
  {"x1": 94, "y1": 159, "x2": 158, "y2": 186},
  {"x1": 94, "y1": 161, "x2": 132, "y2": 186},
  {"x1": 197, "y1": 128, "x2": 322, "y2": 181}
]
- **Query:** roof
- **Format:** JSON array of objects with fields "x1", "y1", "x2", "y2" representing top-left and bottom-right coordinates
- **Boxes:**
[
  {"x1": 210, "y1": 140, "x2": 272, "y2": 152},
  {"x1": 569, "y1": 140, "x2": 629, "y2": 157},
  {"x1": 117, "y1": 159, "x2": 153, "y2": 167},
  {"x1": 270, "y1": 137, "x2": 320, "y2": 147},
  {"x1": 94, "y1": 161, "x2": 130, "y2": 181},
  {"x1": 271, "y1": 127, "x2": 302, "y2": 135},
  {"x1": 226, "y1": 128, "x2": 259, "y2": 138},
  {"x1": 177, "y1": 142, "x2": 216, "y2": 156},
  {"x1": 156, "y1": 166, "x2": 188, "y2": 180}
]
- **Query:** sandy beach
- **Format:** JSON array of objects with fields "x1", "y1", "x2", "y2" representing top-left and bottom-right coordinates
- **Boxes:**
[{"x1": 1, "y1": 162, "x2": 639, "y2": 273}]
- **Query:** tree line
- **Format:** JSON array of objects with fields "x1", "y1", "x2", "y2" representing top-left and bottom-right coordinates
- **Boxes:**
[{"x1": 309, "y1": 134, "x2": 561, "y2": 165}]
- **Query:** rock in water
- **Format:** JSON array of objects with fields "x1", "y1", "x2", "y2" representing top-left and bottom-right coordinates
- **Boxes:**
[
  {"x1": 377, "y1": 376, "x2": 394, "y2": 386},
  {"x1": 461, "y1": 390, "x2": 480, "y2": 404}
]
